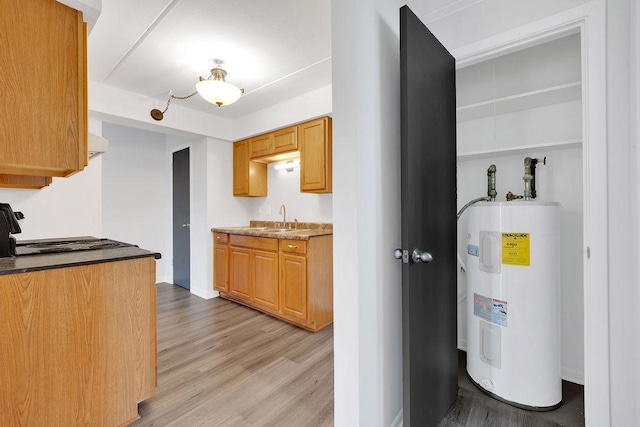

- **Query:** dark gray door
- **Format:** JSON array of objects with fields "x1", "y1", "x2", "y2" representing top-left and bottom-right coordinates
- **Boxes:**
[
  {"x1": 173, "y1": 148, "x2": 190, "y2": 290},
  {"x1": 400, "y1": 6, "x2": 457, "y2": 426}
]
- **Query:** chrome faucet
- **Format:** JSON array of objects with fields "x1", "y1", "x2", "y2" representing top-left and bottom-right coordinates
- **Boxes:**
[{"x1": 279, "y1": 204, "x2": 287, "y2": 227}]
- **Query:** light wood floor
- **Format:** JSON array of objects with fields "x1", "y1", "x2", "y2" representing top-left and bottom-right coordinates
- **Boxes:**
[
  {"x1": 135, "y1": 283, "x2": 583, "y2": 427},
  {"x1": 132, "y1": 283, "x2": 333, "y2": 427}
]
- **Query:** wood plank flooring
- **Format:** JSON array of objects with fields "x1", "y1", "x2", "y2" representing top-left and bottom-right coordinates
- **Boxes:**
[
  {"x1": 439, "y1": 351, "x2": 585, "y2": 427},
  {"x1": 132, "y1": 283, "x2": 333, "y2": 427},
  {"x1": 135, "y1": 283, "x2": 583, "y2": 427}
]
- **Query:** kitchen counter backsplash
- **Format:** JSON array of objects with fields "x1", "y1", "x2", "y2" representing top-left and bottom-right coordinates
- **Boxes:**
[{"x1": 249, "y1": 220, "x2": 332, "y2": 231}]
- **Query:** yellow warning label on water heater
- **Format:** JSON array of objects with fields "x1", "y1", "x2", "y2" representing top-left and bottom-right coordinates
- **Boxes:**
[{"x1": 501, "y1": 232, "x2": 530, "y2": 266}]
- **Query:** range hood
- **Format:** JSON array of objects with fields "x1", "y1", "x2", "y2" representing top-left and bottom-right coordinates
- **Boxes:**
[{"x1": 88, "y1": 133, "x2": 109, "y2": 159}]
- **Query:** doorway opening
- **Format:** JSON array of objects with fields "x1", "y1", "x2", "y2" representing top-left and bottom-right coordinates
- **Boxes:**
[{"x1": 454, "y1": 29, "x2": 586, "y2": 426}]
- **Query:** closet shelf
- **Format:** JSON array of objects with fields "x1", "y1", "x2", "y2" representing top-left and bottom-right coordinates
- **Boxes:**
[
  {"x1": 457, "y1": 139, "x2": 582, "y2": 161},
  {"x1": 457, "y1": 81, "x2": 582, "y2": 123}
]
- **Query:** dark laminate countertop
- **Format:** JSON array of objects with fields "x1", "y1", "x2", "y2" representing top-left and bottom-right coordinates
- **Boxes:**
[
  {"x1": 212, "y1": 220, "x2": 332, "y2": 241},
  {"x1": 0, "y1": 238, "x2": 160, "y2": 276}
]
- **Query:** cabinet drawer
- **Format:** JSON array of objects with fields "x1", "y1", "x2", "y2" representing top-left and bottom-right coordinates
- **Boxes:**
[
  {"x1": 213, "y1": 232, "x2": 229, "y2": 244},
  {"x1": 230, "y1": 234, "x2": 278, "y2": 252},
  {"x1": 280, "y1": 239, "x2": 307, "y2": 255}
]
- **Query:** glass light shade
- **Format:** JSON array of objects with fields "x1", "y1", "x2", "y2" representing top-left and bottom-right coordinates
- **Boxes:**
[
  {"x1": 274, "y1": 159, "x2": 300, "y2": 171},
  {"x1": 195, "y1": 80, "x2": 242, "y2": 107}
]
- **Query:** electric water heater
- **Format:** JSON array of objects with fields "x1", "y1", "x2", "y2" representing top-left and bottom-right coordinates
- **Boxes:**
[{"x1": 466, "y1": 201, "x2": 561, "y2": 410}]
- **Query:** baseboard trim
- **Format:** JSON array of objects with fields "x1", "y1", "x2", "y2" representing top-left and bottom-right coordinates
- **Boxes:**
[
  {"x1": 561, "y1": 367, "x2": 585, "y2": 385},
  {"x1": 190, "y1": 288, "x2": 216, "y2": 300}
]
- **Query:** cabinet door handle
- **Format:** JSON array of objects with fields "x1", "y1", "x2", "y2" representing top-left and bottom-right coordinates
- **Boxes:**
[{"x1": 287, "y1": 244, "x2": 298, "y2": 249}]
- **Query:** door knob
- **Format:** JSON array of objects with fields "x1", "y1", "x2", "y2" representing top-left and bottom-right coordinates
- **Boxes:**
[
  {"x1": 412, "y1": 248, "x2": 433, "y2": 263},
  {"x1": 182, "y1": 223, "x2": 190, "y2": 228}
]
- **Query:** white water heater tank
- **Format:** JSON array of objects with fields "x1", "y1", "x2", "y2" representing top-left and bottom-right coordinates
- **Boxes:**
[{"x1": 466, "y1": 201, "x2": 561, "y2": 409}]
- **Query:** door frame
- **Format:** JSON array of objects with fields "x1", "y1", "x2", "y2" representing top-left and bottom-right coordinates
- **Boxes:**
[
  {"x1": 451, "y1": 3, "x2": 608, "y2": 424},
  {"x1": 168, "y1": 143, "x2": 193, "y2": 290}
]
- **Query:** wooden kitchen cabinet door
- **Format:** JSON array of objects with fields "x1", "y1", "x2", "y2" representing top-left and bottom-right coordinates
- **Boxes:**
[
  {"x1": 0, "y1": 0, "x2": 87, "y2": 182},
  {"x1": 213, "y1": 238, "x2": 229, "y2": 292},
  {"x1": 273, "y1": 126, "x2": 298, "y2": 154},
  {"x1": 229, "y1": 246, "x2": 251, "y2": 300},
  {"x1": 299, "y1": 117, "x2": 332, "y2": 193},
  {"x1": 280, "y1": 253, "x2": 308, "y2": 321},
  {"x1": 252, "y1": 249, "x2": 279, "y2": 312},
  {"x1": 233, "y1": 140, "x2": 267, "y2": 196},
  {"x1": 249, "y1": 134, "x2": 274, "y2": 158}
]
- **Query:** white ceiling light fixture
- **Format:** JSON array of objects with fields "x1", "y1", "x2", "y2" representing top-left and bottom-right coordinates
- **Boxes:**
[
  {"x1": 150, "y1": 59, "x2": 244, "y2": 121},
  {"x1": 196, "y1": 64, "x2": 244, "y2": 107}
]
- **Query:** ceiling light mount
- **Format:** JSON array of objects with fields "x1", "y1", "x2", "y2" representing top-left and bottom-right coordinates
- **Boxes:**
[{"x1": 150, "y1": 59, "x2": 244, "y2": 121}]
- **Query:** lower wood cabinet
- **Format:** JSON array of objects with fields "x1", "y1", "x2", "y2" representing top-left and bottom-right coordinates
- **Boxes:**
[
  {"x1": 213, "y1": 232, "x2": 333, "y2": 331},
  {"x1": 229, "y1": 246, "x2": 252, "y2": 300},
  {"x1": 227, "y1": 234, "x2": 280, "y2": 314},
  {"x1": 0, "y1": 257, "x2": 157, "y2": 426},
  {"x1": 252, "y1": 249, "x2": 279, "y2": 311},
  {"x1": 280, "y1": 252, "x2": 307, "y2": 321},
  {"x1": 213, "y1": 232, "x2": 229, "y2": 292}
]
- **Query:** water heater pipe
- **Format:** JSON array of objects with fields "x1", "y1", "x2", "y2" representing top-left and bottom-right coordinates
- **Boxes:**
[{"x1": 487, "y1": 164, "x2": 497, "y2": 201}]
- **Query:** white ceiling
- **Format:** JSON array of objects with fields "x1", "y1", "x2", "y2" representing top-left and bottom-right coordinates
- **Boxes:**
[
  {"x1": 87, "y1": 0, "x2": 588, "y2": 121},
  {"x1": 88, "y1": 0, "x2": 333, "y2": 120}
]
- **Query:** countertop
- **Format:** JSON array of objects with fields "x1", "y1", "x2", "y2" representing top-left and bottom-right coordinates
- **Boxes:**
[
  {"x1": 212, "y1": 220, "x2": 332, "y2": 241},
  {"x1": 0, "y1": 237, "x2": 160, "y2": 276}
]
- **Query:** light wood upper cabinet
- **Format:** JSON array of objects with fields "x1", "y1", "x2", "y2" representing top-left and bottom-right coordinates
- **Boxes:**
[
  {"x1": 234, "y1": 117, "x2": 332, "y2": 196},
  {"x1": 233, "y1": 140, "x2": 267, "y2": 196},
  {"x1": 249, "y1": 126, "x2": 298, "y2": 159},
  {"x1": 0, "y1": 0, "x2": 88, "y2": 187},
  {"x1": 273, "y1": 126, "x2": 298, "y2": 154},
  {"x1": 249, "y1": 134, "x2": 274, "y2": 158},
  {"x1": 299, "y1": 117, "x2": 332, "y2": 193}
]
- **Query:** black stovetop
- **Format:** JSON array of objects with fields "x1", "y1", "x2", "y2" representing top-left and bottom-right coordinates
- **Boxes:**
[{"x1": 14, "y1": 238, "x2": 137, "y2": 256}]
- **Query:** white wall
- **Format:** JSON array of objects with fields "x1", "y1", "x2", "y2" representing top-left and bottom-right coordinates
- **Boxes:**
[
  {"x1": 250, "y1": 163, "x2": 333, "y2": 223},
  {"x1": 332, "y1": 0, "x2": 404, "y2": 425},
  {"x1": 0, "y1": 158, "x2": 102, "y2": 240},
  {"x1": 205, "y1": 137, "x2": 255, "y2": 298},
  {"x1": 606, "y1": 0, "x2": 640, "y2": 425},
  {"x1": 101, "y1": 123, "x2": 177, "y2": 283},
  {"x1": 231, "y1": 85, "x2": 332, "y2": 140}
]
